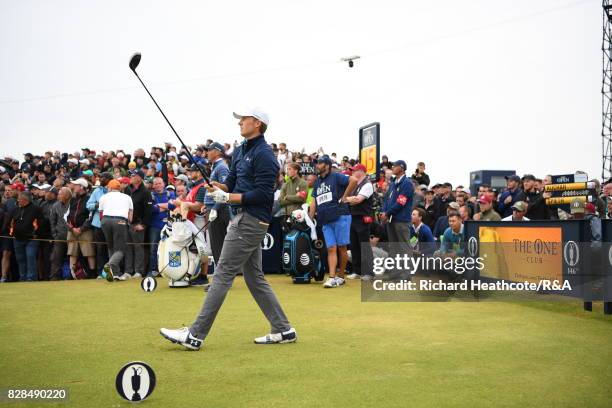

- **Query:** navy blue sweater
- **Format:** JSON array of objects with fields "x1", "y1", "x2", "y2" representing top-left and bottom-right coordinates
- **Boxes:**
[{"x1": 225, "y1": 135, "x2": 279, "y2": 223}]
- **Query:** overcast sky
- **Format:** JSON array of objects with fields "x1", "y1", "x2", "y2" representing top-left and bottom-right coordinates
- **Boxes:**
[{"x1": 0, "y1": 0, "x2": 600, "y2": 186}]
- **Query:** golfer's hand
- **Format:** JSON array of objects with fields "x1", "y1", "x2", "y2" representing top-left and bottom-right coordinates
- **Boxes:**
[
  {"x1": 210, "y1": 187, "x2": 229, "y2": 204},
  {"x1": 206, "y1": 181, "x2": 225, "y2": 192},
  {"x1": 504, "y1": 196, "x2": 512, "y2": 205},
  {"x1": 209, "y1": 209, "x2": 218, "y2": 222}
]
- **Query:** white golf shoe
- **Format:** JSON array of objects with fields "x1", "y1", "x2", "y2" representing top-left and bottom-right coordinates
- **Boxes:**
[
  {"x1": 254, "y1": 328, "x2": 297, "y2": 344},
  {"x1": 159, "y1": 327, "x2": 203, "y2": 351}
]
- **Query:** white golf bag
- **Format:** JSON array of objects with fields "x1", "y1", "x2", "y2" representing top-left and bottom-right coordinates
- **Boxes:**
[{"x1": 157, "y1": 215, "x2": 208, "y2": 287}]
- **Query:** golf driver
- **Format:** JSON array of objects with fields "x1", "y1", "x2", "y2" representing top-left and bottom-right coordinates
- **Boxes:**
[{"x1": 128, "y1": 52, "x2": 212, "y2": 187}]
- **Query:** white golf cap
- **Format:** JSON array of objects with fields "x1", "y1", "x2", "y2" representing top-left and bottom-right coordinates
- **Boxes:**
[
  {"x1": 79, "y1": 159, "x2": 90, "y2": 165},
  {"x1": 70, "y1": 178, "x2": 89, "y2": 188},
  {"x1": 233, "y1": 107, "x2": 269, "y2": 125},
  {"x1": 67, "y1": 158, "x2": 79, "y2": 165}
]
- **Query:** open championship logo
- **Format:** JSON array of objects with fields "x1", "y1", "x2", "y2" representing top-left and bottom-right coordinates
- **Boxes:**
[
  {"x1": 115, "y1": 361, "x2": 156, "y2": 402},
  {"x1": 261, "y1": 233, "x2": 274, "y2": 250},
  {"x1": 467, "y1": 237, "x2": 478, "y2": 257},
  {"x1": 563, "y1": 241, "x2": 579, "y2": 267}
]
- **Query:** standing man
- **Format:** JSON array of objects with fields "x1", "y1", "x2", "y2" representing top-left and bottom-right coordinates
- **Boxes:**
[
  {"x1": 204, "y1": 142, "x2": 230, "y2": 269},
  {"x1": 86, "y1": 172, "x2": 112, "y2": 277},
  {"x1": 100, "y1": 180, "x2": 133, "y2": 281},
  {"x1": 125, "y1": 170, "x2": 152, "y2": 279},
  {"x1": 49, "y1": 187, "x2": 72, "y2": 280},
  {"x1": 344, "y1": 163, "x2": 375, "y2": 281},
  {"x1": 67, "y1": 178, "x2": 95, "y2": 279},
  {"x1": 379, "y1": 160, "x2": 414, "y2": 278},
  {"x1": 308, "y1": 155, "x2": 358, "y2": 288},
  {"x1": 149, "y1": 177, "x2": 175, "y2": 277},
  {"x1": 161, "y1": 108, "x2": 296, "y2": 350},
  {"x1": 9, "y1": 192, "x2": 43, "y2": 281}
]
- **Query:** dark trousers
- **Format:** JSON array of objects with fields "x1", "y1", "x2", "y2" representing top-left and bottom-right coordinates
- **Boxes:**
[
  {"x1": 350, "y1": 216, "x2": 374, "y2": 277},
  {"x1": 50, "y1": 240, "x2": 67, "y2": 280},
  {"x1": 101, "y1": 217, "x2": 129, "y2": 274},
  {"x1": 14, "y1": 240, "x2": 39, "y2": 281},
  {"x1": 37, "y1": 240, "x2": 53, "y2": 280},
  {"x1": 93, "y1": 227, "x2": 108, "y2": 274},
  {"x1": 208, "y1": 205, "x2": 230, "y2": 265}
]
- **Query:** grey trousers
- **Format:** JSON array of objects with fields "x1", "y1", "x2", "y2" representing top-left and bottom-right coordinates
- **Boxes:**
[
  {"x1": 101, "y1": 218, "x2": 128, "y2": 273},
  {"x1": 190, "y1": 211, "x2": 291, "y2": 340},
  {"x1": 124, "y1": 225, "x2": 145, "y2": 275}
]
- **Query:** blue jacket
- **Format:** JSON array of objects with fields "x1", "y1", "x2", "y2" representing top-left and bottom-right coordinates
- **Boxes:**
[
  {"x1": 433, "y1": 215, "x2": 449, "y2": 241},
  {"x1": 225, "y1": 135, "x2": 279, "y2": 223},
  {"x1": 204, "y1": 158, "x2": 230, "y2": 210},
  {"x1": 409, "y1": 222, "x2": 436, "y2": 255},
  {"x1": 151, "y1": 189, "x2": 176, "y2": 229},
  {"x1": 498, "y1": 188, "x2": 526, "y2": 218},
  {"x1": 383, "y1": 175, "x2": 414, "y2": 223},
  {"x1": 313, "y1": 171, "x2": 350, "y2": 225},
  {"x1": 86, "y1": 186, "x2": 107, "y2": 228}
]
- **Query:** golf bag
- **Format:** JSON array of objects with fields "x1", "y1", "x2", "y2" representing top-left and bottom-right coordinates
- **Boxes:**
[
  {"x1": 157, "y1": 214, "x2": 206, "y2": 287},
  {"x1": 282, "y1": 205, "x2": 324, "y2": 283}
]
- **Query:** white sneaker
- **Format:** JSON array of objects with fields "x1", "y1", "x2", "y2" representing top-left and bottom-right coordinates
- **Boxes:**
[
  {"x1": 346, "y1": 273, "x2": 360, "y2": 280},
  {"x1": 335, "y1": 277, "x2": 346, "y2": 286},
  {"x1": 159, "y1": 327, "x2": 203, "y2": 350},
  {"x1": 133, "y1": 272, "x2": 143, "y2": 279},
  {"x1": 254, "y1": 328, "x2": 297, "y2": 344},
  {"x1": 361, "y1": 275, "x2": 374, "y2": 282},
  {"x1": 121, "y1": 273, "x2": 131, "y2": 280},
  {"x1": 323, "y1": 277, "x2": 337, "y2": 288}
]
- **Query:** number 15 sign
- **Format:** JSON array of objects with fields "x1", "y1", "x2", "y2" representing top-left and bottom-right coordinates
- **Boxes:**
[{"x1": 359, "y1": 122, "x2": 380, "y2": 180}]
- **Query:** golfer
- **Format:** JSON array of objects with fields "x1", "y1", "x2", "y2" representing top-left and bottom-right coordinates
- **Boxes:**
[{"x1": 160, "y1": 108, "x2": 295, "y2": 350}]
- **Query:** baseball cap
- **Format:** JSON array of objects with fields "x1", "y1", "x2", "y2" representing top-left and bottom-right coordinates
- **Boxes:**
[
  {"x1": 10, "y1": 182, "x2": 25, "y2": 192},
  {"x1": 505, "y1": 174, "x2": 520, "y2": 182},
  {"x1": 30, "y1": 183, "x2": 41, "y2": 190},
  {"x1": 570, "y1": 198, "x2": 585, "y2": 214},
  {"x1": 129, "y1": 169, "x2": 145, "y2": 179},
  {"x1": 70, "y1": 178, "x2": 88, "y2": 188},
  {"x1": 233, "y1": 107, "x2": 270, "y2": 125},
  {"x1": 521, "y1": 174, "x2": 536, "y2": 181},
  {"x1": 166, "y1": 184, "x2": 176, "y2": 191},
  {"x1": 119, "y1": 177, "x2": 131, "y2": 184},
  {"x1": 99, "y1": 172, "x2": 113, "y2": 180},
  {"x1": 209, "y1": 142, "x2": 225, "y2": 154},
  {"x1": 79, "y1": 159, "x2": 90, "y2": 165},
  {"x1": 47, "y1": 187, "x2": 59, "y2": 195},
  {"x1": 350, "y1": 163, "x2": 367, "y2": 173},
  {"x1": 176, "y1": 174, "x2": 189, "y2": 183},
  {"x1": 584, "y1": 202, "x2": 596, "y2": 214},
  {"x1": 82, "y1": 170, "x2": 94, "y2": 177},
  {"x1": 187, "y1": 164, "x2": 202, "y2": 172},
  {"x1": 478, "y1": 194, "x2": 492, "y2": 204},
  {"x1": 419, "y1": 184, "x2": 428, "y2": 190},
  {"x1": 448, "y1": 202, "x2": 460, "y2": 210},
  {"x1": 318, "y1": 155, "x2": 333, "y2": 166},
  {"x1": 392, "y1": 160, "x2": 407, "y2": 171},
  {"x1": 512, "y1": 201, "x2": 527, "y2": 212},
  {"x1": 107, "y1": 179, "x2": 121, "y2": 190},
  {"x1": 67, "y1": 158, "x2": 79, "y2": 165}
]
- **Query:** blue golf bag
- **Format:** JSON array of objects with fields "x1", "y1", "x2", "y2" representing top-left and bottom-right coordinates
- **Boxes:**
[{"x1": 282, "y1": 223, "x2": 324, "y2": 284}]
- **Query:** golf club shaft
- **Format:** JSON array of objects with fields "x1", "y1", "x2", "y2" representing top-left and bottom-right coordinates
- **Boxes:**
[{"x1": 132, "y1": 72, "x2": 212, "y2": 187}]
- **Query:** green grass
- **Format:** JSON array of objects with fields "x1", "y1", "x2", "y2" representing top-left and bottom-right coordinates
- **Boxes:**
[{"x1": 1, "y1": 276, "x2": 611, "y2": 408}]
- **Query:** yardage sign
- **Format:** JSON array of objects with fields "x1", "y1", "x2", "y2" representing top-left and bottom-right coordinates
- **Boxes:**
[{"x1": 359, "y1": 122, "x2": 380, "y2": 179}]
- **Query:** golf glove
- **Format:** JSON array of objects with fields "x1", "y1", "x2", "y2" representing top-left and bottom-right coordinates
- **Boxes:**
[
  {"x1": 209, "y1": 209, "x2": 218, "y2": 222},
  {"x1": 210, "y1": 188, "x2": 229, "y2": 204}
]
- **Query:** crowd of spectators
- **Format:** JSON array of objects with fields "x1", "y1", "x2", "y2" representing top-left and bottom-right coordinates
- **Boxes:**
[{"x1": 0, "y1": 142, "x2": 607, "y2": 283}]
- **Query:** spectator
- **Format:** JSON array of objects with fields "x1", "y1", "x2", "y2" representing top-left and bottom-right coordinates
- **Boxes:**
[
  {"x1": 437, "y1": 212, "x2": 465, "y2": 257},
  {"x1": 502, "y1": 201, "x2": 530, "y2": 221},
  {"x1": 433, "y1": 202, "x2": 460, "y2": 241},
  {"x1": 49, "y1": 187, "x2": 72, "y2": 280},
  {"x1": 474, "y1": 194, "x2": 502, "y2": 221},
  {"x1": 498, "y1": 175, "x2": 526, "y2": 218},
  {"x1": 279, "y1": 163, "x2": 308, "y2": 218},
  {"x1": 86, "y1": 172, "x2": 113, "y2": 276},
  {"x1": 67, "y1": 178, "x2": 95, "y2": 279},
  {"x1": 422, "y1": 190, "x2": 436, "y2": 230},
  {"x1": 149, "y1": 177, "x2": 175, "y2": 277},
  {"x1": 432, "y1": 182, "x2": 454, "y2": 221},
  {"x1": 125, "y1": 169, "x2": 152, "y2": 279},
  {"x1": 411, "y1": 161, "x2": 430, "y2": 187},
  {"x1": 9, "y1": 192, "x2": 43, "y2": 281},
  {"x1": 36, "y1": 186, "x2": 56, "y2": 280},
  {"x1": 1, "y1": 185, "x2": 19, "y2": 282},
  {"x1": 345, "y1": 163, "x2": 375, "y2": 281},
  {"x1": 99, "y1": 180, "x2": 134, "y2": 280},
  {"x1": 522, "y1": 174, "x2": 550, "y2": 220},
  {"x1": 305, "y1": 174, "x2": 317, "y2": 204},
  {"x1": 459, "y1": 204, "x2": 471, "y2": 222},
  {"x1": 410, "y1": 207, "x2": 435, "y2": 257}
]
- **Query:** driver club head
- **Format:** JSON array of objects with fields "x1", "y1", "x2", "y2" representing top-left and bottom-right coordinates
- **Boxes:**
[{"x1": 129, "y1": 53, "x2": 141, "y2": 72}]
